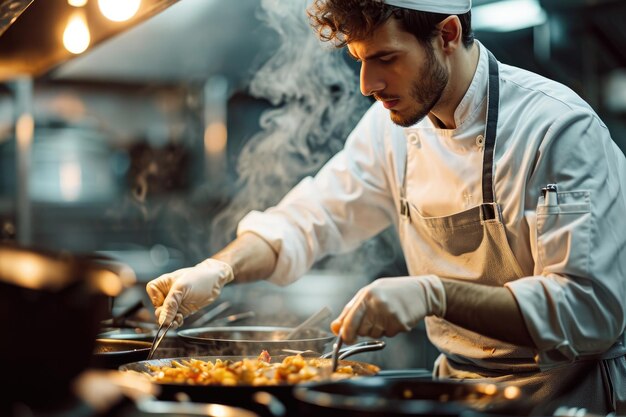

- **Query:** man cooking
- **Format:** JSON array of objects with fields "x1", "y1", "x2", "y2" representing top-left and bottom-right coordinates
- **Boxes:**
[{"x1": 147, "y1": 0, "x2": 626, "y2": 412}]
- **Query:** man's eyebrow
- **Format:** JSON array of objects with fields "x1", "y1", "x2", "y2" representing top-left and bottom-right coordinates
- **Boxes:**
[{"x1": 347, "y1": 49, "x2": 396, "y2": 62}]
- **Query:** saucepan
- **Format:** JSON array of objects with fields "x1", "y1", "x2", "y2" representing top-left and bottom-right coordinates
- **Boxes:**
[
  {"x1": 119, "y1": 340, "x2": 386, "y2": 417},
  {"x1": 176, "y1": 325, "x2": 335, "y2": 356}
]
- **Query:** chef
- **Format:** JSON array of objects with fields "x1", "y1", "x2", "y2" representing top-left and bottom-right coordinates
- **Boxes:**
[{"x1": 147, "y1": 0, "x2": 626, "y2": 412}]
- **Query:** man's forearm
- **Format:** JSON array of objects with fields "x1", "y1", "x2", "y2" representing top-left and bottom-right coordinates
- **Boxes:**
[
  {"x1": 441, "y1": 278, "x2": 536, "y2": 348},
  {"x1": 212, "y1": 232, "x2": 278, "y2": 283}
]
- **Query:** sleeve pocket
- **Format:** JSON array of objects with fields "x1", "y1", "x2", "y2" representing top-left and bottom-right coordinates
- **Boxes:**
[{"x1": 536, "y1": 191, "x2": 591, "y2": 276}]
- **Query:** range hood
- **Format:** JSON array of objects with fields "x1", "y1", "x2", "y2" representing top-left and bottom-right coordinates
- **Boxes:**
[
  {"x1": 0, "y1": 0, "x2": 179, "y2": 81},
  {"x1": 0, "y1": 0, "x2": 33, "y2": 37}
]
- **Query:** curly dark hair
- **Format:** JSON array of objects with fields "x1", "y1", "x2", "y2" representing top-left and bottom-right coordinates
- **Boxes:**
[{"x1": 307, "y1": 0, "x2": 474, "y2": 49}]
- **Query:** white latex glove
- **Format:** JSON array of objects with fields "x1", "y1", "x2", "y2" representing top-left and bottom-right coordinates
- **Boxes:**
[
  {"x1": 146, "y1": 258, "x2": 234, "y2": 328},
  {"x1": 331, "y1": 275, "x2": 446, "y2": 344}
]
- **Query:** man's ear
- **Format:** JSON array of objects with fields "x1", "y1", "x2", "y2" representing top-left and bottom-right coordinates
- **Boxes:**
[{"x1": 437, "y1": 15, "x2": 462, "y2": 52}]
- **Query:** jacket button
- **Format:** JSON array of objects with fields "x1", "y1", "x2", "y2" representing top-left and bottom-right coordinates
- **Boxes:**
[
  {"x1": 476, "y1": 135, "x2": 485, "y2": 148},
  {"x1": 407, "y1": 133, "x2": 420, "y2": 146}
]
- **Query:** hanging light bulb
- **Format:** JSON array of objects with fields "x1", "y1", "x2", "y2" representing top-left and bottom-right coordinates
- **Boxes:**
[
  {"x1": 98, "y1": 0, "x2": 141, "y2": 22},
  {"x1": 63, "y1": 10, "x2": 90, "y2": 54},
  {"x1": 67, "y1": 0, "x2": 88, "y2": 6}
]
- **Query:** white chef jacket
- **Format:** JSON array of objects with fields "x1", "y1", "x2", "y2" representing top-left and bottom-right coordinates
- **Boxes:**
[{"x1": 238, "y1": 41, "x2": 626, "y2": 369}]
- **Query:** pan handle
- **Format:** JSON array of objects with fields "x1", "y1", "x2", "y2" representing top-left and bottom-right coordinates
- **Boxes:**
[{"x1": 319, "y1": 339, "x2": 386, "y2": 360}]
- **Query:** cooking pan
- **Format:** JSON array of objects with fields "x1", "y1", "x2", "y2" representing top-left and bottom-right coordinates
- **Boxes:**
[
  {"x1": 91, "y1": 339, "x2": 151, "y2": 369},
  {"x1": 292, "y1": 377, "x2": 528, "y2": 417},
  {"x1": 177, "y1": 325, "x2": 335, "y2": 355},
  {"x1": 119, "y1": 341, "x2": 385, "y2": 417}
]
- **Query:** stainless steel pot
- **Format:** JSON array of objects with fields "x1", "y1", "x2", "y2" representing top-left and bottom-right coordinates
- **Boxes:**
[{"x1": 176, "y1": 325, "x2": 335, "y2": 356}]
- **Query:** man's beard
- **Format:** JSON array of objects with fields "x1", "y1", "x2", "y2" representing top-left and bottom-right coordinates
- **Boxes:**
[{"x1": 390, "y1": 46, "x2": 448, "y2": 128}]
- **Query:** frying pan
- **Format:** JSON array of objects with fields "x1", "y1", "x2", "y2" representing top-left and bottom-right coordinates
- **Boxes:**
[
  {"x1": 292, "y1": 377, "x2": 528, "y2": 417},
  {"x1": 176, "y1": 325, "x2": 335, "y2": 356},
  {"x1": 91, "y1": 339, "x2": 151, "y2": 369},
  {"x1": 119, "y1": 342, "x2": 385, "y2": 417}
]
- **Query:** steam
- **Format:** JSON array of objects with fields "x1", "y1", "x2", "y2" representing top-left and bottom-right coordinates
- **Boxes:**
[{"x1": 210, "y1": 0, "x2": 371, "y2": 252}]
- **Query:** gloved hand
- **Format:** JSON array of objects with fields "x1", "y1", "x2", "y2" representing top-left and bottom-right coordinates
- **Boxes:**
[
  {"x1": 146, "y1": 258, "x2": 234, "y2": 328},
  {"x1": 331, "y1": 275, "x2": 446, "y2": 344}
]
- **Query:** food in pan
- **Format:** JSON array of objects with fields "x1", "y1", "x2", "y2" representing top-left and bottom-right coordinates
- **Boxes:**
[{"x1": 145, "y1": 350, "x2": 379, "y2": 386}]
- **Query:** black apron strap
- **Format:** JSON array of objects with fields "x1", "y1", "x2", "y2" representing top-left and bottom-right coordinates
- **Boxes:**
[{"x1": 482, "y1": 50, "x2": 500, "y2": 207}]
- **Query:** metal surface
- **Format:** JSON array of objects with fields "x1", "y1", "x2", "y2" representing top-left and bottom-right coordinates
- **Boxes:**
[
  {"x1": 0, "y1": 0, "x2": 33, "y2": 37},
  {"x1": 176, "y1": 326, "x2": 336, "y2": 356},
  {"x1": 0, "y1": 0, "x2": 181, "y2": 80}
]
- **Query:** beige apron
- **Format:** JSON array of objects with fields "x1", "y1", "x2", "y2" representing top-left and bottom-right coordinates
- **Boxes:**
[{"x1": 397, "y1": 50, "x2": 626, "y2": 414}]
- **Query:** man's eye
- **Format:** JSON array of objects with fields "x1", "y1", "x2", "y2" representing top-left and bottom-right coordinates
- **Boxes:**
[{"x1": 379, "y1": 56, "x2": 394, "y2": 63}]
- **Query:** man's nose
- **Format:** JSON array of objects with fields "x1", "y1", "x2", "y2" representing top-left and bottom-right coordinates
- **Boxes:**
[{"x1": 360, "y1": 64, "x2": 385, "y2": 97}]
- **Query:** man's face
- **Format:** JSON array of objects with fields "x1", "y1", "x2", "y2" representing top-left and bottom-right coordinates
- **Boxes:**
[{"x1": 347, "y1": 18, "x2": 448, "y2": 127}]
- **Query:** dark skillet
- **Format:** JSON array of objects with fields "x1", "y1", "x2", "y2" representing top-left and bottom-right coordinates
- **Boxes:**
[
  {"x1": 92, "y1": 339, "x2": 151, "y2": 369},
  {"x1": 292, "y1": 377, "x2": 529, "y2": 417},
  {"x1": 119, "y1": 347, "x2": 383, "y2": 417}
]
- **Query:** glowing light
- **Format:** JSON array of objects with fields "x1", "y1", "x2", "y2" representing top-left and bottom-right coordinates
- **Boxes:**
[
  {"x1": 504, "y1": 385, "x2": 521, "y2": 399},
  {"x1": 68, "y1": 0, "x2": 88, "y2": 7},
  {"x1": 483, "y1": 384, "x2": 498, "y2": 396},
  {"x1": 63, "y1": 11, "x2": 91, "y2": 54},
  {"x1": 15, "y1": 255, "x2": 44, "y2": 287},
  {"x1": 473, "y1": 0, "x2": 547, "y2": 32},
  {"x1": 98, "y1": 0, "x2": 141, "y2": 22},
  {"x1": 59, "y1": 160, "x2": 82, "y2": 201},
  {"x1": 91, "y1": 270, "x2": 124, "y2": 296},
  {"x1": 204, "y1": 121, "x2": 228, "y2": 155}
]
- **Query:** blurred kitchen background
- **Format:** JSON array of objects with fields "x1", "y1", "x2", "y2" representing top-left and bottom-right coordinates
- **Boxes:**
[{"x1": 0, "y1": 0, "x2": 625, "y2": 370}]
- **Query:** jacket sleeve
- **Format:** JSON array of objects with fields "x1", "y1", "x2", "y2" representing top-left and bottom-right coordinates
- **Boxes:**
[
  {"x1": 237, "y1": 104, "x2": 397, "y2": 285},
  {"x1": 505, "y1": 109, "x2": 626, "y2": 369}
]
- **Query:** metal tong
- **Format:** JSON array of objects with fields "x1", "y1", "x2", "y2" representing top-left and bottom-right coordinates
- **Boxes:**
[
  {"x1": 330, "y1": 329, "x2": 344, "y2": 372},
  {"x1": 319, "y1": 339, "x2": 385, "y2": 360},
  {"x1": 147, "y1": 320, "x2": 174, "y2": 360}
]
